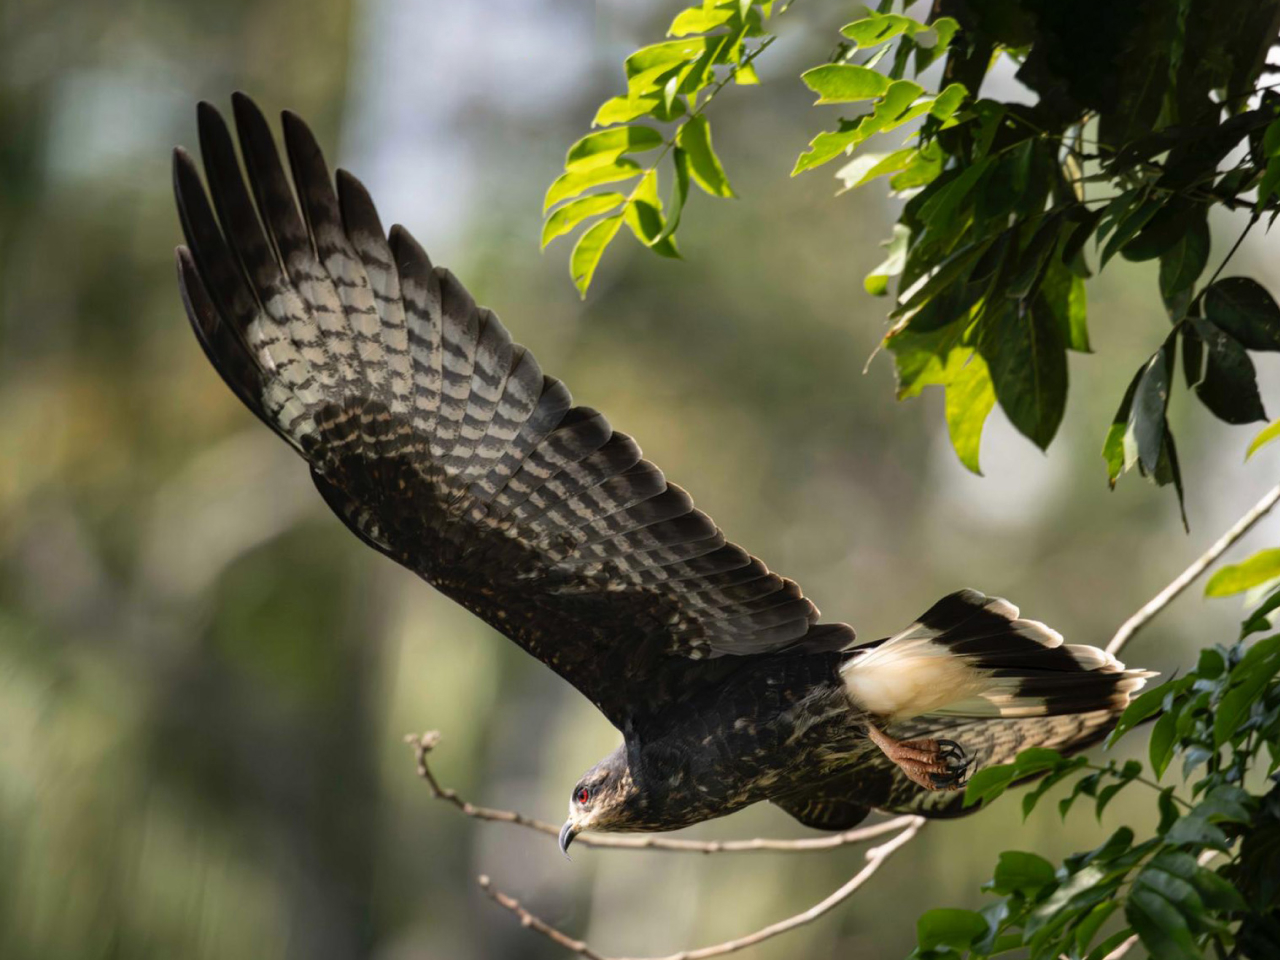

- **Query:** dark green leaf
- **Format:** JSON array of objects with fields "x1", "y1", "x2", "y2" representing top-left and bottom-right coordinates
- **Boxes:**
[
  {"x1": 916, "y1": 908, "x2": 988, "y2": 951},
  {"x1": 991, "y1": 851, "x2": 1056, "y2": 896},
  {"x1": 1129, "y1": 337, "x2": 1174, "y2": 474},
  {"x1": 1203, "y1": 277, "x2": 1280, "y2": 351},
  {"x1": 979, "y1": 299, "x2": 1067, "y2": 450},
  {"x1": 1159, "y1": 212, "x2": 1210, "y2": 317},
  {"x1": 1185, "y1": 317, "x2": 1267, "y2": 424},
  {"x1": 1125, "y1": 888, "x2": 1202, "y2": 960},
  {"x1": 1150, "y1": 711, "x2": 1177, "y2": 779}
]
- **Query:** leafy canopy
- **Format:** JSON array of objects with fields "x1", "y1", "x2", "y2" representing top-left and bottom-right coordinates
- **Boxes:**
[{"x1": 545, "y1": 0, "x2": 1280, "y2": 523}]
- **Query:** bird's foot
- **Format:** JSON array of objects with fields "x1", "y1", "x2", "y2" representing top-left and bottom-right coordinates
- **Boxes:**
[{"x1": 866, "y1": 724, "x2": 973, "y2": 792}]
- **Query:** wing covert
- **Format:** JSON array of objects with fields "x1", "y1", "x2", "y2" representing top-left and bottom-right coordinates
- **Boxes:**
[{"x1": 173, "y1": 95, "x2": 855, "y2": 729}]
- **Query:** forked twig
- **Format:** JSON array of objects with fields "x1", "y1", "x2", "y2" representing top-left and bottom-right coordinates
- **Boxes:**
[
  {"x1": 1107, "y1": 482, "x2": 1280, "y2": 656},
  {"x1": 476, "y1": 817, "x2": 925, "y2": 960}
]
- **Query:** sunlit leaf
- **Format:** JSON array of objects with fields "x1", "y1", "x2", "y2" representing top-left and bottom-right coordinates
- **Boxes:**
[
  {"x1": 941, "y1": 351, "x2": 994, "y2": 475},
  {"x1": 668, "y1": 5, "x2": 735, "y2": 36},
  {"x1": 1246, "y1": 419, "x2": 1280, "y2": 460},
  {"x1": 800, "y1": 63, "x2": 891, "y2": 103},
  {"x1": 624, "y1": 169, "x2": 679, "y2": 259},
  {"x1": 570, "y1": 214, "x2": 624, "y2": 296},
  {"x1": 677, "y1": 115, "x2": 735, "y2": 197},
  {"x1": 1205, "y1": 548, "x2": 1280, "y2": 597},
  {"x1": 541, "y1": 194, "x2": 626, "y2": 248},
  {"x1": 565, "y1": 126, "x2": 663, "y2": 172},
  {"x1": 544, "y1": 160, "x2": 643, "y2": 211}
]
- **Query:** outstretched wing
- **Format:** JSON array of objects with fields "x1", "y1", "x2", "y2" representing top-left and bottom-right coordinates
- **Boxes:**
[{"x1": 173, "y1": 95, "x2": 855, "y2": 731}]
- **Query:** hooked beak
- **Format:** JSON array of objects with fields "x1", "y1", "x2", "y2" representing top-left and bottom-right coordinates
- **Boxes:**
[{"x1": 558, "y1": 819, "x2": 579, "y2": 859}]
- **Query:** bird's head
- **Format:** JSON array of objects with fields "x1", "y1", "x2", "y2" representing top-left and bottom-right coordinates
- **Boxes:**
[{"x1": 558, "y1": 747, "x2": 637, "y2": 856}]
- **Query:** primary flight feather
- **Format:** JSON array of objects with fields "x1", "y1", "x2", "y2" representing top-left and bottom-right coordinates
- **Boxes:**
[{"x1": 173, "y1": 95, "x2": 1151, "y2": 850}]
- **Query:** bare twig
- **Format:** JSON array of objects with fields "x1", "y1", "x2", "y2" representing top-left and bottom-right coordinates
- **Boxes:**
[
  {"x1": 1106, "y1": 482, "x2": 1280, "y2": 656},
  {"x1": 405, "y1": 731, "x2": 916, "y2": 852},
  {"x1": 476, "y1": 817, "x2": 925, "y2": 960}
]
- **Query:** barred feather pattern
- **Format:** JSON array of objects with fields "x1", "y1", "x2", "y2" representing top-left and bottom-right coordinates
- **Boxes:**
[{"x1": 174, "y1": 95, "x2": 855, "y2": 730}]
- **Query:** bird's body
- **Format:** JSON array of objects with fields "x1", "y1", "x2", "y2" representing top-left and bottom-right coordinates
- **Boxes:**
[{"x1": 172, "y1": 95, "x2": 1151, "y2": 847}]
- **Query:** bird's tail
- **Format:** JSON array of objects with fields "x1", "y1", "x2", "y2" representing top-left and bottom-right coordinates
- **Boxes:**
[{"x1": 841, "y1": 589, "x2": 1153, "y2": 723}]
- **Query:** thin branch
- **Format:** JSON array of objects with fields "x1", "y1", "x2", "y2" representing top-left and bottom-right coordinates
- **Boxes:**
[
  {"x1": 476, "y1": 817, "x2": 925, "y2": 960},
  {"x1": 1106, "y1": 482, "x2": 1280, "y2": 656},
  {"x1": 405, "y1": 731, "x2": 916, "y2": 853}
]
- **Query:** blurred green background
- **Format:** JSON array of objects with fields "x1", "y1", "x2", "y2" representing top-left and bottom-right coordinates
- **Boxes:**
[{"x1": 4, "y1": 2, "x2": 1280, "y2": 958}]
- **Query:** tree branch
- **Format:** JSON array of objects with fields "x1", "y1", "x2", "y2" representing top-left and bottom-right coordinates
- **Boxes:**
[
  {"x1": 405, "y1": 730, "x2": 917, "y2": 853},
  {"x1": 1106, "y1": 481, "x2": 1280, "y2": 656},
  {"x1": 476, "y1": 817, "x2": 925, "y2": 960}
]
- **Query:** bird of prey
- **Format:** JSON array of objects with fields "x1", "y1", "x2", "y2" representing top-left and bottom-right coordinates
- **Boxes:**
[{"x1": 172, "y1": 95, "x2": 1151, "y2": 854}]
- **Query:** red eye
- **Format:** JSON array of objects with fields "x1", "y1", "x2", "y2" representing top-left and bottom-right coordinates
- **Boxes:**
[{"x1": 575, "y1": 787, "x2": 591, "y2": 804}]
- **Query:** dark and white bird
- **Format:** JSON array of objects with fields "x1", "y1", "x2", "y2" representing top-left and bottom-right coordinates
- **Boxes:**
[{"x1": 172, "y1": 95, "x2": 1152, "y2": 853}]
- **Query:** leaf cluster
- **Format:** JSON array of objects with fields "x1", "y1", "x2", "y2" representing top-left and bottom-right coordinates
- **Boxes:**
[
  {"x1": 907, "y1": 591, "x2": 1280, "y2": 960},
  {"x1": 553, "y1": 0, "x2": 1280, "y2": 518}
]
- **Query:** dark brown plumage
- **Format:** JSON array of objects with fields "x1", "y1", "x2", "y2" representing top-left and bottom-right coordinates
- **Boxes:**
[{"x1": 172, "y1": 96, "x2": 1151, "y2": 846}]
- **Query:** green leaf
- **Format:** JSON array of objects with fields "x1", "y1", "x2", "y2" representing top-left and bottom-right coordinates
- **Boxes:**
[
  {"x1": 979, "y1": 300, "x2": 1067, "y2": 450},
  {"x1": 624, "y1": 38, "x2": 710, "y2": 84},
  {"x1": 677, "y1": 114, "x2": 735, "y2": 198},
  {"x1": 1127, "y1": 337, "x2": 1175, "y2": 475},
  {"x1": 1158, "y1": 212, "x2": 1210, "y2": 316},
  {"x1": 929, "y1": 83, "x2": 968, "y2": 120},
  {"x1": 1214, "y1": 648, "x2": 1280, "y2": 746},
  {"x1": 541, "y1": 193, "x2": 626, "y2": 248},
  {"x1": 1185, "y1": 318, "x2": 1267, "y2": 424},
  {"x1": 1203, "y1": 277, "x2": 1280, "y2": 351},
  {"x1": 991, "y1": 851, "x2": 1057, "y2": 896},
  {"x1": 1205, "y1": 548, "x2": 1280, "y2": 597},
  {"x1": 839, "y1": 12, "x2": 925, "y2": 48},
  {"x1": 791, "y1": 81, "x2": 926, "y2": 174},
  {"x1": 1149, "y1": 711, "x2": 1177, "y2": 779},
  {"x1": 865, "y1": 224, "x2": 909, "y2": 297},
  {"x1": 964, "y1": 762, "x2": 1017, "y2": 808},
  {"x1": 668, "y1": 5, "x2": 735, "y2": 36},
  {"x1": 565, "y1": 126, "x2": 664, "y2": 172},
  {"x1": 624, "y1": 169, "x2": 679, "y2": 259},
  {"x1": 1125, "y1": 888, "x2": 1202, "y2": 960},
  {"x1": 800, "y1": 63, "x2": 891, "y2": 103},
  {"x1": 835, "y1": 148, "x2": 916, "y2": 193},
  {"x1": 655, "y1": 148, "x2": 691, "y2": 245},
  {"x1": 1247, "y1": 419, "x2": 1280, "y2": 460},
  {"x1": 569, "y1": 214, "x2": 623, "y2": 297},
  {"x1": 1103, "y1": 366, "x2": 1143, "y2": 485},
  {"x1": 593, "y1": 93, "x2": 686, "y2": 126},
  {"x1": 916, "y1": 908, "x2": 987, "y2": 951},
  {"x1": 544, "y1": 160, "x2": 642, "y2": 211},
  {"x1": 944, "y1": 351, "x2": 995, "y2": 475},
  {"x1": 1109, "y1": 676, "x2": 1191, "y2": 744}
]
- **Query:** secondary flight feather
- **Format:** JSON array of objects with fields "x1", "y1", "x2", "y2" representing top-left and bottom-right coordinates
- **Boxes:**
[{"x1": 172, "y1": 95, "x2": 1151, "y2": 850}]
